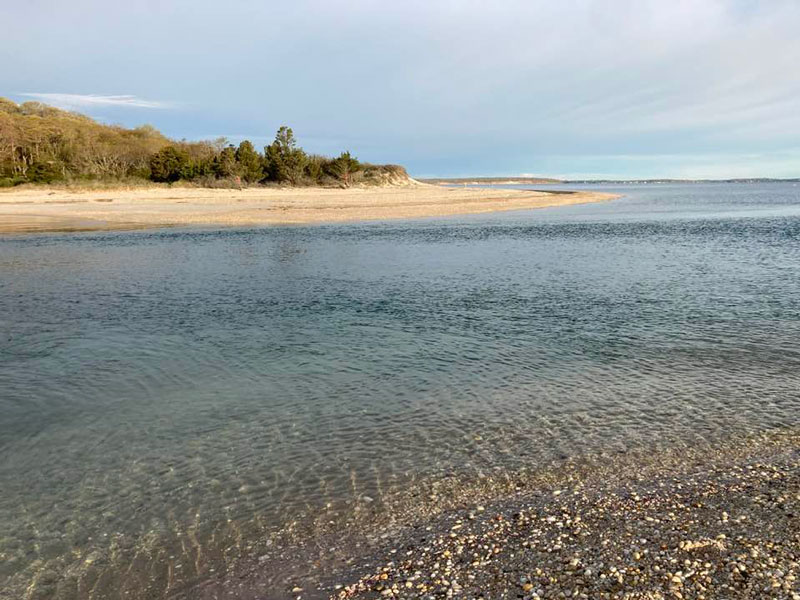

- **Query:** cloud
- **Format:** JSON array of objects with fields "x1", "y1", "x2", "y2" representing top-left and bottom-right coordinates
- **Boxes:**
[
  {"x1": 4, "y1": 1, "x2": 799, "y2": 176},
  {"x1": 19, "y1": 93, "x2": 171, "y2": 110}
]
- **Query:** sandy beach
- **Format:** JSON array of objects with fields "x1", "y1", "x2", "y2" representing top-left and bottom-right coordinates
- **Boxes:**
[{"x1": 0, "y1": 185, "x2": 617, "y2": 234}]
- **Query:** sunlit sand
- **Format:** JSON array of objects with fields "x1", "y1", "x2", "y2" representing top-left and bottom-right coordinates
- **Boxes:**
[{"x1": 0, "y1": 185, "x2": 617, "y2": 234}]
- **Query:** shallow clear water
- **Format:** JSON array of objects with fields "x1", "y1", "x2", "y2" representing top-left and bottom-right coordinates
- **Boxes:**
[{"x1": 1, "y1": 183, "x2": 799, "y2": 598}]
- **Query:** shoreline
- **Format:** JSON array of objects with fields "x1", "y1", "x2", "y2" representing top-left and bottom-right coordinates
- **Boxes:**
[
  {"x1": 0, "y1": 186, "x2": 618, "y2": 234},
  {"x1": 185, "y1": 428, "x2": 799, "y2": 600}
]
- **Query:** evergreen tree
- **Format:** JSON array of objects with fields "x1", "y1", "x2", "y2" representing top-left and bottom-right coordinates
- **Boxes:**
[
  {"x1": 214, "y1": 145, "x2": 238, "y2": 178},
  {"x1": 325, "y1": 151, "x2": 362, "y2": 187},
  {"x1": 149, "y1": 146, "x2": 191, "y2": 182},
  {"x1": 264, "y1": 126, "x2": 307, "y2": 184},
  {"x1": 235, "y1": 140, "x2": 263, "y2": 183}
]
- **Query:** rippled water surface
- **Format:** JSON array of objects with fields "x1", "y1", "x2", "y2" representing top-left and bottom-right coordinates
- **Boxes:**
[{"x1": 1, "y1": 183, "x2": 800, "y2": 598}]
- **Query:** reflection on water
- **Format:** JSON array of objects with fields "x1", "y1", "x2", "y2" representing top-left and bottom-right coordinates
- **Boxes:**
[{"x1": 1, "y1": 183, "x2": 799, "y2": 598}]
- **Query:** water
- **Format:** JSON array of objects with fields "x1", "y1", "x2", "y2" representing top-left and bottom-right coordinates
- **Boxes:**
[{"x1": 1, "y1": 183, "x2": 799, "y2": 598}]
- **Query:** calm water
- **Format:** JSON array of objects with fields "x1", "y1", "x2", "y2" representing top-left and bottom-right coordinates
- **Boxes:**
[{"x1": 1, "y1": 183, "x2": 800, "y2": 598}]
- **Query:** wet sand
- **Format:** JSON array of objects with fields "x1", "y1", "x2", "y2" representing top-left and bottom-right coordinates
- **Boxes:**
[{"x1": 0, "y1": 185, "x2": 617, "y2": 234}]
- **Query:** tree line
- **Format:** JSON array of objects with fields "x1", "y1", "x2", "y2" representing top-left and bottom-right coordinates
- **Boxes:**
[{"x1": 0, "y1": 97, "x2": 400, "y2": 187}]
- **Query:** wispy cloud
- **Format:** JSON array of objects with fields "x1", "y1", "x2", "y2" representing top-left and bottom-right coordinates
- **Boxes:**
[{"x1": 20, "y1": 93, "x2": 171, "y2": 109}]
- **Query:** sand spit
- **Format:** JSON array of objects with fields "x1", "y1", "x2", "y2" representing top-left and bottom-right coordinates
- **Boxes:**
[{"x1": 0, "y1": 185, "x2": 617, "y2": 234}]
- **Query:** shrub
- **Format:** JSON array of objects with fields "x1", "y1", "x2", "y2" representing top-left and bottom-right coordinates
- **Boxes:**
[
  {"x1": 27, "y1": 161, "x2": 65, "y2": 183},
  {"x1": 149, "y1": 146, "x2": 192, "y2": 183},
  {"x1": 324, "y1": 151, "x2": 362, "y2": 187}
]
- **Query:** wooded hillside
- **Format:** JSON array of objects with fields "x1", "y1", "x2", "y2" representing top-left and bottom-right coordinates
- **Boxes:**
[{"x1": 0, "y1": 98, "x2": 405, "y2": 187}]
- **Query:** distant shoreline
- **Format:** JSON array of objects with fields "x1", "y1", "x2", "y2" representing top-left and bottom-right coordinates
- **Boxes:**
[
  {"x1": 423, "y1": 177, "x2": 800, "y2": 185},
  {"x1": 0, "y1": 185, "x2": 618, "y2": 235},
  {"x1": 420, "y1": 177, "x2": 562, "y2": 185},
  {"x1": 566, "y1": 178, "x2": 800, "y2": 184}
]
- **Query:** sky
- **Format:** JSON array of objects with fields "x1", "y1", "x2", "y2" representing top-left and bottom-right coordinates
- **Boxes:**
[{"x1": 3, "y1": 0, "x2": 800, "y2": 179}]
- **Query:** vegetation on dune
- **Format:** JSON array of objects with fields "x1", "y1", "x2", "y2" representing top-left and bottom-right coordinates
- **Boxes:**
[{"x1": 0, "y1": 97, "x2": 406, "y2": 188}]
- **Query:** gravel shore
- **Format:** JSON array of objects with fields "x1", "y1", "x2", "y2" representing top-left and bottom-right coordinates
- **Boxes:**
[{"x1": 327, "y1": 432, "x2": 799, "y2": 600}]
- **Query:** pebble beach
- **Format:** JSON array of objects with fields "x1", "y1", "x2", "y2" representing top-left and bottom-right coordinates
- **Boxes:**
[{"x1": 326, "y1": 430, "x2": 799, "y2": 600}]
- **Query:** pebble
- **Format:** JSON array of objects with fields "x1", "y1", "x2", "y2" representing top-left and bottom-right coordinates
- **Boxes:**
[{"x1": 329, "y1": 432, "x2": 799, "y2": 600}]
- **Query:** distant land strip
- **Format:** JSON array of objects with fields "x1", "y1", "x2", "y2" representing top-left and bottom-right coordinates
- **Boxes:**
[
  {"x1": 419, "y1": 177, "x2": 562, "y2": 185},
  {"x1": 424, "y1": 177, "x2": 800, "y2": 185},
  {"x1": 567, "y1": 177, "x2": 800, "y2": 184}
]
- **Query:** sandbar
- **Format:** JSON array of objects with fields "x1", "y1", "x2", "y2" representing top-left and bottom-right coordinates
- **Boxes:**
[{"x1": 0, "y1": 185, "x2": 618, "y2": 234}]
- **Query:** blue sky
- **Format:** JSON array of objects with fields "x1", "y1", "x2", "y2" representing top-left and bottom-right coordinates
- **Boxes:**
[{"x1": 4, "y1": 0, "x2": 800, "y2": 178}]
